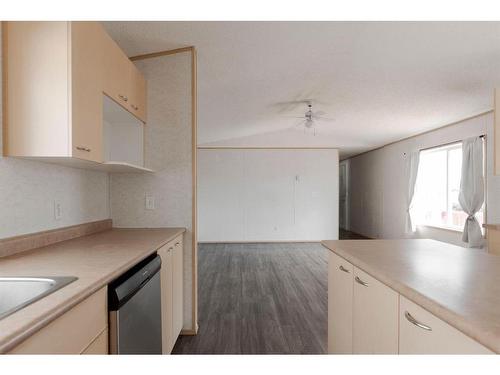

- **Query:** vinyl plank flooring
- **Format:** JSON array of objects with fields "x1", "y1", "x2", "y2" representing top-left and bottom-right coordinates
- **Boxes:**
[{"x1": 172, "y1": 242, "x2": 328, "y2": 354}]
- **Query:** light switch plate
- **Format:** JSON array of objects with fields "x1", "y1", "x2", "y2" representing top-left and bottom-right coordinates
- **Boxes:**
[
  {"x1": 145, "y1": 195, "x2": 155, "y2": 210},
  {"x1": 54, "y1": 200, "x2": 62, "y2": 221}
]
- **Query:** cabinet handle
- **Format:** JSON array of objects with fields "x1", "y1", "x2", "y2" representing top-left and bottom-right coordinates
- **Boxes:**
[
  {"x1": 119, "y1": 94, "x2": 128, "y2": 102},
  {"x1": 339, "y1": 265, "x2": 350, "y2": 273},
  {"x1": 131, "y1": 104, "x2": 139, "y2": 111},
  {"x1": 354, "y1": 276, "x2": 369, "y2": 287},
  {"x1": 76, "y1": 146, "x2": 91, "y2": 152},
  {"x1": 175, "y1": 242, "x2": 180, "y2": 246},
  {"x1": 404, "y1": 311, "x2": 432, "y2": 331},
  {"x1": 168, "y1": 247, "x2": 173, "y2": 252}
]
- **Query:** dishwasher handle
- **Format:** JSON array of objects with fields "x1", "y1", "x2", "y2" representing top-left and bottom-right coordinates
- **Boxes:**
[{"x1": 108, "y1": 254, "x2": 161, "y2": 310}]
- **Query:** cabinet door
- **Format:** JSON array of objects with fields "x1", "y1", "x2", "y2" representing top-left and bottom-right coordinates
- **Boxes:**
[
  {"x1": 10, "y1": 287, "x2": 107, "y2": 354},
  {"x1": 158, "y1": 242, "x2": 174, "y2": 354},
  {"x1": 70, "y1": 21, "x2": 106, "y2": 162},
  {"x1": 128, "y1": 63, "x2": 147, "y2": 122},
  {"x1": 352, "y1": 267, "x2": 399, "y2": 354},
  {"x1": 399, "y1": 296, "x2": 492, "y2": 354},
  {"x1": 328, "y1": 251, "x2": 353, "y2": 354},
  {"x1": 102, "y1": 32, "x2": 131, "y2": 111},
  {"x1": 172, "y1": 236, "x2": 184, "y2": 343},
  {"x1": 82, "y1": 329, "x2": 108, "y2": 354},
  {"x1": 4, "y1": 21, "x2": 71, "y2": 158}
]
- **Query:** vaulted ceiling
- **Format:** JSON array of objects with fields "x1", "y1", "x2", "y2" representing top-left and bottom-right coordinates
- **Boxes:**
[{"x1": 104, "y1": 22, "x2": 500, "y2": 158}]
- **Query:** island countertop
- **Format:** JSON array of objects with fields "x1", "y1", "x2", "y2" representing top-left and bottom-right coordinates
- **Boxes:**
[
  {"x1": 321, "y1": 239, "x2": 500, "y2": 353},
  {"x1": 0, "y1": 227, "x2": 186, "y2": 353}
]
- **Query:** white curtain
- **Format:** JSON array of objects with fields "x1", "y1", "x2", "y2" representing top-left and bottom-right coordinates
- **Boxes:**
[
  {"x1": 405, "y1": 151, "x2": 420, "y2": 233},
  {"x1": 459, "y1": 136, "x2": 484, "y2": 248}
]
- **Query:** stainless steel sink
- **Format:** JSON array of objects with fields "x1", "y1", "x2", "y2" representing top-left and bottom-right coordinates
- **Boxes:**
[{"x1": 0, "y1": 276, "x2": 77, "y2": 320}]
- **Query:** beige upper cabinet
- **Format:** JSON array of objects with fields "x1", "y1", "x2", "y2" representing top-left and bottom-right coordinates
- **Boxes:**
[
  {"x1": 352, "y1": 267, "x2": 399, "y2": 354},
  {"x1": 102, "y1": 33, "x2": 146, "y2": 123},
  {"x1": 71, "y1": 22, "x2": 107, "y2": 162},
  {"x1": 128, "y1": 64, "x2": 147, "y2": 122},
  {"x1": 328, "y1": 251, "x2": 353, "y2": 354},
  {"x1": 3, "y1": 21, "x2": 147, "y2": 166}
]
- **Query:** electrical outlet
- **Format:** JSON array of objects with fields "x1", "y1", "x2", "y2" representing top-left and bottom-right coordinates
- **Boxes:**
[
  {"x1": 145, "y1": 195, "x2": 155, "y2": 210},
  {"x1": 54, "y1": 200, "x2": 62, "y2": 221}
]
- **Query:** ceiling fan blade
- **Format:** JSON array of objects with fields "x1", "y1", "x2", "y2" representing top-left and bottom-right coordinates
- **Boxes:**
[
  {"x1": 291, "y1": 119, "x2": 307, "y2": 128},
  {"x1": 315, "y1": 116, "x2": 335, "y2": 122}
]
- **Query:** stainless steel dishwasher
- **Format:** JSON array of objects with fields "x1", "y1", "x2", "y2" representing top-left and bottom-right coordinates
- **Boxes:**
[{"x1": 108, "y1": 254, "x2": 162, "y2": 354}]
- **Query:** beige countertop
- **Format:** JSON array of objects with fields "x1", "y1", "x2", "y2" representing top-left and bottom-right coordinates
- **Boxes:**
[
  {"x1": 322, "y1": 239, "x2": 500, "y2": 353},
  {"x1": 0, "y1": 227, "x2": 186, "y2": 353}
]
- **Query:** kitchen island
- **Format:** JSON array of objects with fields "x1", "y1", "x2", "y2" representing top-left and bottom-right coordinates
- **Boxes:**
[{"x1": 322, "y1": 239, "x2": 499, "y2": 354}]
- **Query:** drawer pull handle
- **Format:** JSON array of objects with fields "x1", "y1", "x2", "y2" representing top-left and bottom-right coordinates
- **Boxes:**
[
  {"x1": 76, "y1": 146, "x2": 91, "y2": 152},
  {"x1": 175, "y1": 242, "x2": 180, "y2": 246},
  {"x1": 354, "y1": 276, "x2": 369, "y2": 287},
  {"x1": 405, "y1": 311, "x2": 432, "y2": 331},
  {"x1": 168, "y1": 247, "x2": 173, "y2": 252},
  {"x1": 339, "y1": 265, "x2": 350, "y2": 273},
  {"x1": 131, "y1": 104, "x2": 139, "y2": 110},
  {"x1": 119, "y1": 94, "x2": 128, "y2": 102}
]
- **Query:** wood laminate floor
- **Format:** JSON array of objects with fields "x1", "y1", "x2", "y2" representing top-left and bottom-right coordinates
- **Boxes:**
[{"x1": 172, "y1": 242, "x2": 328, "y2": 354}]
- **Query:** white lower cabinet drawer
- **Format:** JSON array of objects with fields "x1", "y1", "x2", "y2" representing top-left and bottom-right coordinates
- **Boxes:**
[{"x1": 399, "y1": 296, "x2": 492, "y2": 354}]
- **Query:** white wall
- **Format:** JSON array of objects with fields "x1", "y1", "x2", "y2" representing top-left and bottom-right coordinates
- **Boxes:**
[
  {"x1": 198, "y1": 148, "x2": 339, "y2": 242},
  {"x1": 109, "y1": 51, "x2": 195, "y2": 331},
  {"x1": 347, "y1": 112, "x2": 500, "y2": 247},
  {"x1": 0, "y1": 26, "x2": 110, "y2": 239}
]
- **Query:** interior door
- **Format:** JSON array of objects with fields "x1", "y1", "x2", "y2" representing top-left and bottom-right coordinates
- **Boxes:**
[{"x1": 339, "y1": 163, "x2": 348, "y2": 230}]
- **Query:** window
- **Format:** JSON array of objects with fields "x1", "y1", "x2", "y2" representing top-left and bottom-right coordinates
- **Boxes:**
[{"x1": 412, "y1": 141, "x2": 484, "y2": 231}]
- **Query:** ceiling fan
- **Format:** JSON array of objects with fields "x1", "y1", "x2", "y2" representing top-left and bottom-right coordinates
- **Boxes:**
[{"x1": 285, "y1": 100, "x2": 334, "y2": 135}]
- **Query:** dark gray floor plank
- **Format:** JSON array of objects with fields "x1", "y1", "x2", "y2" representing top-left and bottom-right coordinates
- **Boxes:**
[{"x1": 172, "y1": 242, "x2": 328, "y2": 354}]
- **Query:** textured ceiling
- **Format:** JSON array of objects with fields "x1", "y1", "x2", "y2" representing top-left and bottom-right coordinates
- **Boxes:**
[{"x1": 103, "y1": 21, "x2": 500, "y2": 158}]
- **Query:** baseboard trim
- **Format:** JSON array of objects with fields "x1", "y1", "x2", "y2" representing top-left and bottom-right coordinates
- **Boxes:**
[{"x1": 180, "y1": 325, "x2": 198, "y2": 336}]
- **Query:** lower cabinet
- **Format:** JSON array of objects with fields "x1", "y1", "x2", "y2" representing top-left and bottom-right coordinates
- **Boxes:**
[
  {"x1": 327, "y1": 252, "x2": 491, "y2": 354},
  {"x1": 158, "y1": 234, "x2": 184, "y2": 354},
  {"x1": 9, "y1": 287, "x2": 108, "y2": 354},
  {"x1": 399, "y1": 296, "x2": 492, "y2": 354},
  {"x1": 352, "y1": 267, "x2": 399, "y2": 354},
  {"x1": 328, "y1": 251, "x2": 353, "y2": 354},
  {"x1": 82, "y1": 328, "x2": 109, "y2": 354}
]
